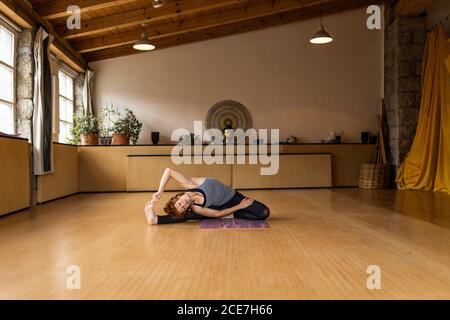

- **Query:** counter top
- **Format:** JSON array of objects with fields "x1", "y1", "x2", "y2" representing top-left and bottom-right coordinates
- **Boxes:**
[
  {"x1": 78, "y1": 142, "x2": 375, "y2": 147},
  {"x1": 0, "y1": 134, "x2": 28, "y2": 142},
  {"x1": 127, "y1": 152, "x2": 333, "y2": 157}
]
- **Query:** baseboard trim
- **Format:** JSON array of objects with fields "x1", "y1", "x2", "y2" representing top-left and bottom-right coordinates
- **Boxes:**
[
  {"x1": 37, "y1": 192, "x2": 80, "y2": 205},
  {"x1": 0, "y1": 206, "x2": 31, "y2": 219}
]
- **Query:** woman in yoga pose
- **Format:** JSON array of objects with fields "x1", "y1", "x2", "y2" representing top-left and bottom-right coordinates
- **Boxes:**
[{"x1": 144, "y1": 168, "x2": 270, "y2": 225}]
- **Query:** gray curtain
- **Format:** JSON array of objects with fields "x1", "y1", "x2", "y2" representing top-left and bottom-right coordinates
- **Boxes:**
[
  {"x1": 83, "y1": 68, "x2": 95, "y2": 114},
  {"x1": 33, "y1": 27, "x2": 54, "y2": 175}
]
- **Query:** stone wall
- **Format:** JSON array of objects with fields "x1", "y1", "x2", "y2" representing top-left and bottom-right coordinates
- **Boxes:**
[
  {"x1": 16, "y1": 29, "x2": 37, "y2": 204},
  {"x1": 16, "y1": 29, "x2": 35, "y2": 141},
  {"x1": 74, "y1": 73, "x2": 85, "y2": 114},
  {"x1": 16, "y1": 29, "x2": 85, "y2": 140},
  {"x1": 384, "y1": 16, "x2": 426, "y2": 170}
]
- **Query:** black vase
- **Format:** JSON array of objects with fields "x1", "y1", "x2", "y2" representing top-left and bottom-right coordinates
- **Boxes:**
[
  {"x1": 361, "y1": 131, "x2": 369, "y2": 144},
  {"x1": 151, "y1": 132, "x2": 160, "y2": 145}
]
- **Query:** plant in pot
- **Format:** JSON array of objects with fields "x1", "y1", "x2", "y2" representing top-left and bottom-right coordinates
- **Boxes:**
[
  {"x1": 67, "y1": 113, "x2": 99, "y2": 145},
  {"x1": 111, "y1": 108, "x2": 143, "y2": 145},
  {"x1": 99, "y1": 104, "x2": 120, "y2": 145},
  {"x1": 66, "y1": 118, "x2": 81, "y2": 145}
]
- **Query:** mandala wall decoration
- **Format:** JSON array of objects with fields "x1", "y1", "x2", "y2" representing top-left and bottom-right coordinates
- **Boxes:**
[{"x1": 205, "y1": 100, "x2": 253, "y2": 132}]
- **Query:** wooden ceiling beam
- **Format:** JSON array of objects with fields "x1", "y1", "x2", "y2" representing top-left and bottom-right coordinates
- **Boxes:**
[
  {"x1": 50, "y1": 43, "x2": 86, "y2": 72},
  {"x1": 73, "y1": 0, "x2": 325, "y2": 53},
  {"x1": 84, "y1": 0, "x2": 384, "y2": 62},
  {"x1": 394, "y1": 0, "x2": 434, "y2": 16},
  {"x1": 33, "y1": 0, "x2": 140, "y2": 20},
  {"x1": 0, "y1": 0, "x2": 34, "y2": 28},
  {"x1": 56, "y1": 0, "x2": 248, "y2": 40},
  {"x1": 0, "y1": 0, "x2": 86, "y2": 72}
]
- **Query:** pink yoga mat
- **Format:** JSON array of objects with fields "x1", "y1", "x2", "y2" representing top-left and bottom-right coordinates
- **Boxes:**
[{"x1": 200, "y1": 218, "x2": 269, "y2": 229}]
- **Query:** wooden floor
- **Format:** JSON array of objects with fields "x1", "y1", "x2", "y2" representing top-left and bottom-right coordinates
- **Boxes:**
[{"x1": 1, "y1": 188, "x2": 450, "y2": 299}]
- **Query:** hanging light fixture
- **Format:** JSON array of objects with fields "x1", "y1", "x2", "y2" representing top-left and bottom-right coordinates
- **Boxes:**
[
  {"x1": 152, "y1": 0, "x2": 165, "y2": 8},
  {"x1": 133, "y1": 24, "x2": 156, "y2": 51},
  {"x1": 309, "y1": 0, "x2": 333, "y2": 44}
]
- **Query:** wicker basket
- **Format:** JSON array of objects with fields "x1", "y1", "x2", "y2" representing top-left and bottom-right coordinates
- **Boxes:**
[{"x1": 359, "y1": 163, "x2": 390, "y2": 189}]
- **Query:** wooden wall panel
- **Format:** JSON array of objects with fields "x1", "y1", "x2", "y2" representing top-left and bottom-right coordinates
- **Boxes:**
[
  {"x1": 37, "y1": 143, "x2": 79, "y2": 203},
  {"x1": 78, "y1": 144, "x2": 375, "y2": 191},
  {"x1": 127, "y1": 156, "x2": 233, "y2": 191},
  {"x1": 282, "y1": 144, "x2": 376, "y2": 186},
  {"x1": 0, "y1": 137, "x2": 30, "y2": 216},
  {"x1": 232, "y1": 154, "x2": 332, "y2": 189},
  {"x1": 78, "y1": 146, "x2": 175, "y2": 192}
]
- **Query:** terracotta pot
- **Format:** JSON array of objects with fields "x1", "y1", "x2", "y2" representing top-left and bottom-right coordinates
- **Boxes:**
[
  {"x1": 112, "y1": 133, "x2": 129, "y2": 145},
  {"x1": 80, "y1": 134, "x2": 99, "y2": 146}
]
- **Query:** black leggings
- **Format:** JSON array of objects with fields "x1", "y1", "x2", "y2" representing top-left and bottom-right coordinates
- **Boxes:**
[{"x1": 157, "y1": 192, "x2": 270, "y2": 225}]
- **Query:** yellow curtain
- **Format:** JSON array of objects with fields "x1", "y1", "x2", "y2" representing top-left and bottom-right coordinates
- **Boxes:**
[{"x1": 396, "y1": 26, "x2": 450, "y2": 194}]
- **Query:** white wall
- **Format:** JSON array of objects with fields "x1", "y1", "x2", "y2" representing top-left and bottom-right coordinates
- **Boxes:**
[{"x1": 90, "y1": 8, "x2": 383, "y2": 144}]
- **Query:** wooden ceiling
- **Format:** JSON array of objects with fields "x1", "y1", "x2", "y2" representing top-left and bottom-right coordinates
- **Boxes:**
[{"x1": 23, "y1": 0, "x2": 390, "y2": 64}]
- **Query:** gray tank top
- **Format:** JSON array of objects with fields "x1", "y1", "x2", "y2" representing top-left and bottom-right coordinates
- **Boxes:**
[{"x1": 192, "y1": 178, "x2": 236, "y2": 207}]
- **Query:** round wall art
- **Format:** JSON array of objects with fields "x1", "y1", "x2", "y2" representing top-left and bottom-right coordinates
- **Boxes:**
[{"x1": 205, "y1": 100, "x2": 253, "y2": 132}]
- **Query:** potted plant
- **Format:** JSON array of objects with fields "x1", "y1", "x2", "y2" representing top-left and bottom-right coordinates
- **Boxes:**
[
  {"x1": 66, "y1": 119, "x2": 81, "y2": 145},
  {"x1": 67, "y1": 113, "x2": 99, "y2": 145},
  {"x1": 99, "y1": 104, "x2": 120, "y2": 145},
  {"x1": 111, "y1": 108, "x2": 143, "y2": 145}
]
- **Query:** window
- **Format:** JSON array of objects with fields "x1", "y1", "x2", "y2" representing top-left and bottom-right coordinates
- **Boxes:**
[
  {"x1": 58, "y1": 70, "x2": 74, "y2": 142},
  {"x1": 0, "y1": 22, "x2": 16, "y2": 134}
]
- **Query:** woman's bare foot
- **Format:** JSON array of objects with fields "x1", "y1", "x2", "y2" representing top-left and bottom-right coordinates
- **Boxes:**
[{"x1": 144, "y1": 201, "x2": 158, "y2": 226}]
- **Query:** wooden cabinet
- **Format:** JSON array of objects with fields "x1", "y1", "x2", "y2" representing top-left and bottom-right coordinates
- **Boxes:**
[
  {"x1": 232, "y1": 154, "x2": 332, "y2": 189},
  {"x1": 0, "y1": 137, "x2": 30, "y2": 215},
  {"x1": 37, "y1": 143, "x2": 78, "y2": 203},
  {"x1": 78, "y1": 144, "x2": 376, "y2": 191}
]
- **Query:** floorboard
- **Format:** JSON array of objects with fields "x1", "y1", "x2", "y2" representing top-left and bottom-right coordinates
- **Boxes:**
[{"x1": 0, "y1": 189, "x2": 449, "y2": 299}]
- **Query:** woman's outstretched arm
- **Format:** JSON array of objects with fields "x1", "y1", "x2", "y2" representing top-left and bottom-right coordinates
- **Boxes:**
[{"x1": 153, "y1": 168, "x2": 196, "y2": 201}]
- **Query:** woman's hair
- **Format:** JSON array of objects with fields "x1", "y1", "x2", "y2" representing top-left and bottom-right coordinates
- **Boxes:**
[{"x1": 164, "y1": 192, "x2": 189, "y2": 217}]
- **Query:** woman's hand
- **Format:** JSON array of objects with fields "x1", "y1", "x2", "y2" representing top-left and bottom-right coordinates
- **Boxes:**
[
  {"x1": 152, "y1": 191, "x2": 162, "y2": 203},
  {"x1": 238, "y1": 198, "x2": 254, "y2": 210}
]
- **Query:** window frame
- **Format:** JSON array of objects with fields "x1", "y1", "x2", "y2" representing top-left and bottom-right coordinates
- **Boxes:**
[
  {"x1": 0, "y1": 19, "x2": 18, "y2": 134},
  {"x1": 58, "y1": 68, "x2": 75, "y2": 143}
]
